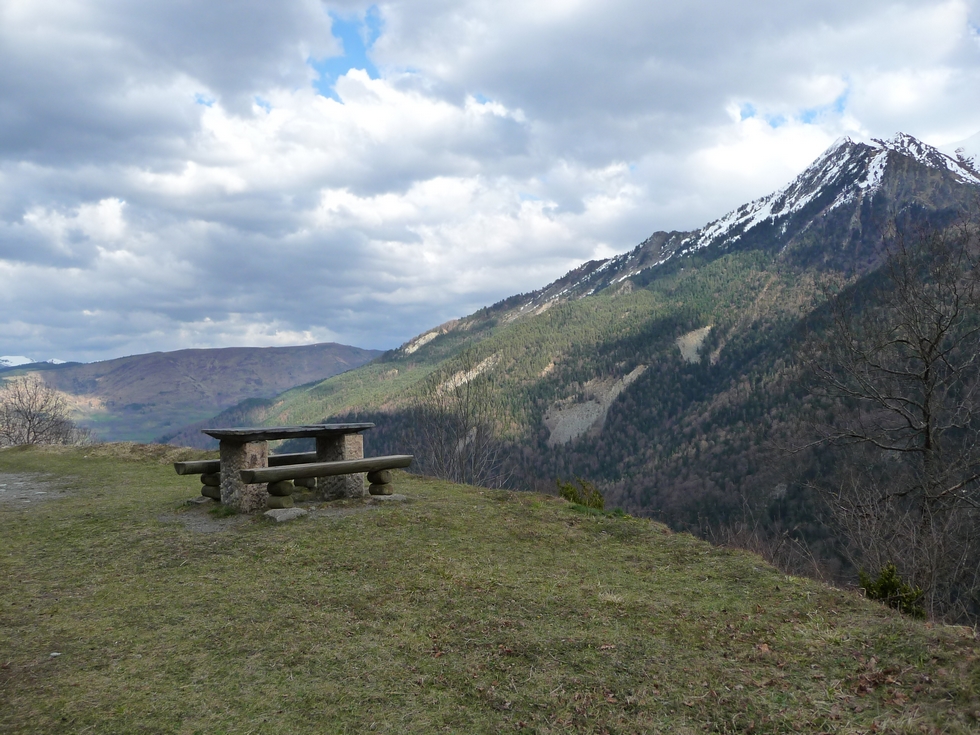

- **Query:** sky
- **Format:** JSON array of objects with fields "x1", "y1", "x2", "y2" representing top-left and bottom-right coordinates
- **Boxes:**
[{"x1": 1, "y1": 0, "x2": 979, "y2": 363}]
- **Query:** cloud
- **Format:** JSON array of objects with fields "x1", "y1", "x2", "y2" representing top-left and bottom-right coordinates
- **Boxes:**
[{"x1": 0, "y1": 0, "x2": 979, "y2": 362}]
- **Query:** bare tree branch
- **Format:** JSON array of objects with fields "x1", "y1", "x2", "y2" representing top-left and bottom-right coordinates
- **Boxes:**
[
  {"x1": 804, "y1": 216, "x2": 980, "y2": 622},
  {"x1": 0, "y1": 375, "x2": 92, "y2": 447},
  {"x1": 407, "y1": 350, "x2": 509, "y2": 488}
]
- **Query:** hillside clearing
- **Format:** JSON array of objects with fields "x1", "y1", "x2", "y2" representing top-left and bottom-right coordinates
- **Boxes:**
[{"x1": 1, "y1": 444, "x2": 978, "y2": 734}]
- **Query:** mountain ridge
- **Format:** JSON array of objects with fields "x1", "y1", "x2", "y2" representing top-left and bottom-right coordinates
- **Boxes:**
[
  {"x1": 178, "y1": 132, "x2": 980, "y2": 547},
  {"x1": 466, "y1": 132, "x2": 980, "y2": 322},
  {"x1": 1, "y1": 342, "x2": 382, "y2": 442}
]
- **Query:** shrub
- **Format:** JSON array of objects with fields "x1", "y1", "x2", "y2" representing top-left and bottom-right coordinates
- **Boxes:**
[
  {"x1": 858, "y1": 564, "x2": 926, "y2": 618},
  {"x1": 556, "y1": 478, "x2": 604, "y2": 510}
]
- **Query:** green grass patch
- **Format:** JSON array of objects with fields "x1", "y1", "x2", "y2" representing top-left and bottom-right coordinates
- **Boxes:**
[
  {"x1": 564, "y1": 503, "x2": 628, "y2": 518},
  {"x1": 2, "y1": 444, "x2": 979, "y2": 733},
  {"x1": 207, "y1": 503, "x2": 239, "y2": 518}
]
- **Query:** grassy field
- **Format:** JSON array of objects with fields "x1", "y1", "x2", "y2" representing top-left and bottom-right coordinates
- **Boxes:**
[{"x1": 1, "y1": 444, "x2": 978, "y2": 734}]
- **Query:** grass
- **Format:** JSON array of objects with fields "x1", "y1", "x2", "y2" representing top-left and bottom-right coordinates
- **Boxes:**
[{"x1": 2, "y1": 444, "x2": 979, "y2": 734}]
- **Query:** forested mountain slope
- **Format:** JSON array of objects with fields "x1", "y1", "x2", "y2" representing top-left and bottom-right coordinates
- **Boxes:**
[{"x1": 184, "y1": 134, "x2": 980, "y2": 548}]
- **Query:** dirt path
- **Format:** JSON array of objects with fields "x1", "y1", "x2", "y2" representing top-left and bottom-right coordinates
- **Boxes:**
[
  {"x1": 159, "y1": 494, "x2": 409, "y2": 534},
  {"x1": 0, "y1": 472, "x2": 70, "y2": 507}
]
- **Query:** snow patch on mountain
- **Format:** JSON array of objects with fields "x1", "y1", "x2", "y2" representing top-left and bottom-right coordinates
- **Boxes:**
[
  {"x1": 880, "y1": 132, "x2": 980, "y2": 184},
  {"x1": 940, "y1": 130, "x2": 980, "y2": 174},
  {"x1": 0, "y1": 356, "x2": 34, "y2": 368},
  {"x1": 0, "y1": 356, "x2": 68, "y2": 369},
  {"x1": 677, "y1": 133, "x2": 979, "y2": 259},
  {"x1": 494, "y1": 132, "x2": 980, "y2": 324}
]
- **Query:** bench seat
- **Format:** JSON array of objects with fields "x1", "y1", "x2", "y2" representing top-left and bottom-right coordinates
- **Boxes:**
[
  {"x1": 174, "y1": 451, "x2": 319, "y2": 477},
  {"x1": 239, "y1": 454, "x2": 413, "y2": 484}
]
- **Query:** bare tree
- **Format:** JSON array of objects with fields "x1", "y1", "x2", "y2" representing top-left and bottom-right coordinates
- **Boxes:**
[
  {"x1": 408, "y1": 349, "x2": 509, "y2": 488},
  {"x1": 806, "y1": 219, "x2": 980, "y2": 621},
  {"x1": 0, "y1": 375, "x2": 90, "y2": 446}
]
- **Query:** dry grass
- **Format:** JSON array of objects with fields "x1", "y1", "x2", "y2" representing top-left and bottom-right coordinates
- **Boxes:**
[{"x1": 1, "y1": 444, "x2": 978, "y2": 733}]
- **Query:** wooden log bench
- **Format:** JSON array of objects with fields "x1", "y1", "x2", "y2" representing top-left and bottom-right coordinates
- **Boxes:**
[
  {"x1": 174, "y1": 452, "x2": 322, "y2": 503},
  {"x1": 239, "y1": 454, "x2": 414, "y2": 509}
]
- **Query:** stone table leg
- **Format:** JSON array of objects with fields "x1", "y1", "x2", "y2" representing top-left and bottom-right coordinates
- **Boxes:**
[
  {"x1": 316, "y1": 433, "x2": 365, "y2": 499},
  {"x1": 220, "y1": 440, "x2": 269, "y2": 513}
]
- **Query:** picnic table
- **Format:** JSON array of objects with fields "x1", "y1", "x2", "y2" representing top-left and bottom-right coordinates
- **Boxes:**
[{"x1": 178, "y1": 423, "x2": 375, "y2": 513}]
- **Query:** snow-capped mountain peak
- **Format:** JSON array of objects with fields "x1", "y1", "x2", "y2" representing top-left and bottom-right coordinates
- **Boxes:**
[
  {"x1": 939, "y1": 129, "x2": 980, "y2": 174},
  {"x1": 875, "y1": 132, "x2": 980, "y2": 183},
  {"x1": 398, "y1": 131, "x2": 980, "y2": 350},
  {"x1": 0, "y1": 355, "x2": 34, "y2": 368},
  {"x1": 680, "y1": 132, "x2": 980, "y2": 257},
  {"x1": 0, "y1": 355, "x2": 67, "y2": 369}
]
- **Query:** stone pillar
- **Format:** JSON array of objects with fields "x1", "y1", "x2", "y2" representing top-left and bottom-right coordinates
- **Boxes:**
[
  {"x1": 219, "y1": 441, "x2": 269, "y2": 513},
  {"x1": 316, "y1": 433, "x2": 365, "y2": 499}
]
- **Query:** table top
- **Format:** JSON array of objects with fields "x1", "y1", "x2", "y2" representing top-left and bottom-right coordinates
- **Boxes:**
[{"x1": 203, "y1": 423, "x2": 375, "y2": 443}]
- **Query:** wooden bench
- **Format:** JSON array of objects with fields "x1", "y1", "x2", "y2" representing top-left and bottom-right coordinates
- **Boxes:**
[
  {"x1": 173, "y1": 423, "x2": 387, "y2": 512},
  {"x1": 175, "y1": 452, "x2": 322, "y2": 504},
  {"x1": 174, "y1": 451, "x2": 320, "y2": 477},
  {"x1": 239, "y1": 454, "x2": 414, "y2": 509}
]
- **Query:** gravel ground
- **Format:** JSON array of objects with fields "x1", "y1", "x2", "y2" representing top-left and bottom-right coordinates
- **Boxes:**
[
  {"x1": 0, "y1": 472, "x2": 70, "y2": 507},
  {"x1": 159, "y1": 493, "x2": 410, "y2": 533}
]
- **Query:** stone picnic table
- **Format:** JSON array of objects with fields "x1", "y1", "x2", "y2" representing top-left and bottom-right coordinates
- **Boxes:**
[{"x1": 202, "y1": 423, "x2": 374, "y2": 513}]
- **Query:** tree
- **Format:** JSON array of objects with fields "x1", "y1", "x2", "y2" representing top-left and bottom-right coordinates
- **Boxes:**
[
  {"x1": 0, "y1": 375, "x2": 89, "y2": 446},
  {"x1": 408, "y1": 349, "x2": 509, "y2": 488},
  {"x1": 807, "y1": 219, "x2": 980, "y2": 621}
]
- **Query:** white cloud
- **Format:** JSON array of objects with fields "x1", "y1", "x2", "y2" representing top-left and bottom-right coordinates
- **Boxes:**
[
  {"x1": 0, "y1": 0, "x2": 979, "y2": 362},
  {"x1": 24, "y1": 198, "x2": 128, "y2": 251}
]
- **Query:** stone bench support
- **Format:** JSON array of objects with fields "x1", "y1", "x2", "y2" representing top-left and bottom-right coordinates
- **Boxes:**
[
  {"x1": 317, "y1": 433, "x2": 364, "y2": 500},
  {"x1": 220, "y1": 441, "x2": 268, "y2": 513}
]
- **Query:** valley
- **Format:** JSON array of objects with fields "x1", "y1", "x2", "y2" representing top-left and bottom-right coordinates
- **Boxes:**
[
  {"x1": 187, "y1": 135, "x2": 979, "y2": 524},
  {"x1": 0, "y1": 343, "x2": 381, "y2": 443}
]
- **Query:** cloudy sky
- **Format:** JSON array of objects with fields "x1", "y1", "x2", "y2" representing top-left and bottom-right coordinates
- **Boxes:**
[{"x1": 1, "y1": 0, "x2": 979, "y2": 363}]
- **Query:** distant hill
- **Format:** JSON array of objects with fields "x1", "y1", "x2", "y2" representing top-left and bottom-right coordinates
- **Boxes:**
[
  {"x1": 0, "y1": 356, "x2": 62, "y2": 369},
  {"x1": 0, "y1": 356, "x2": 32, "y2": 368},
  {"x1": 180, "y1": 133, "x2": 980, "y2": 543},
  {"x1": 5, "y1": 343, "x2": 381, "y2": 442}
]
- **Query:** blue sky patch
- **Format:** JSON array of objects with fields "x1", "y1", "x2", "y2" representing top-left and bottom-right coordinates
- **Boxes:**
[
  {"x1": 799, "y1": 89, "x2": 849, "y2": 124},
  {"x1": 194, "y1": 93, "x2": 215, "y2": 107},
  {"x1": 311, "y1": 6, "x2": 382, "y2": 100}
]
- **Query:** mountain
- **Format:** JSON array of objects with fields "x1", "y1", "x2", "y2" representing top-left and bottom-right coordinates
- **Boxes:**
[
  {"x1": 0, "y1": 356, "x2": 38, "y2": 369},
  {"x1": 187, "y1": 133, "x2": 980, "y2": 540},
  {"x1": 493, "y1": 132, "x2": 980, "y2": 308},
  {"x1": 5, "y1": 343, "x2": 381, "y2": 442},
  {"x1": 940, "y1": 129, "x2": 980, "y2": 173},
  {"x1": 1, "y1": 357, "x2": 72, "y2": 373}
]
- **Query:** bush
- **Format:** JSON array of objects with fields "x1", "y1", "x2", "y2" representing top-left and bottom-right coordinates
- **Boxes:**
[
  {"x1": 556, "y1": 478, "x2": 604, "y2": 510},
  {"x1": 859, "y1": 564, "x2": 926, "y2": 618}
]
